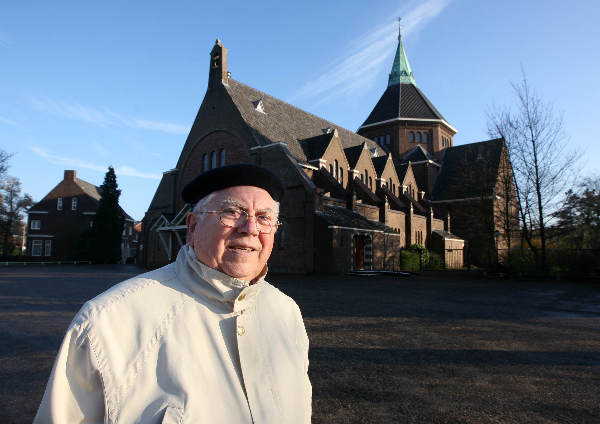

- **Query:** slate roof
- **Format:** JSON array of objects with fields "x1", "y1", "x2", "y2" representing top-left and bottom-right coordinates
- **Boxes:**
[
  {"x1": 360, "y1": 83, "x2": 447, "y2": 128},
  {"x1": 313, "y1": 167, "x2": 347, "y2": 199},
  {"x1": 377, "y1": 185, "x2": 409, "y2": 211},
  {"x1": 75, "y1": 178, "x2": 101, "y2": 201},
  {"x1": 316, "y1": 205, "x2": 399, "y2": 233},
  {"x1": 402, "y1": 145, "x2": 438, "y2": 163},
  {"x1": 394, "y1": 162, "x2": 410, "y2": 182},
  {"x1": 351, "y1": 177, "x2": 381, "y2": 205},
  {"x1": 432, "y1": 229, "x2": 463, "y2": 241},
  {"x1": 372, "y1": 155, "x2": 390, "y2": 177},
  {"x1": 300, "y1": 132, "x2": 336, "y2": 162},
  {"x1": 343, "y1": 144, "x2": 366, "y2": 168},
  {"x1": 429, "y1": 138, "x2": 504, "y2": 202},
  {"x1": 224, "y1": 80, "x2": 385, "y2": 163}
]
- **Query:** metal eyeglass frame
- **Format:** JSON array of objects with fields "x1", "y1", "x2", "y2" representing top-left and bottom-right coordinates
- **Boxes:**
[{"x1": 197, "y1": 209, "x2": 281, "y2": 234}]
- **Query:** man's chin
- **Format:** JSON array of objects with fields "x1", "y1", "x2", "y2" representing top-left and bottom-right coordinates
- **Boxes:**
[{"x1": 219, "y1": 262, "x2": 260, "y2": 282}]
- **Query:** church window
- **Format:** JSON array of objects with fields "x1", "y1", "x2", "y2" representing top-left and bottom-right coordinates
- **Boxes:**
[
  {"x1": 386, "y1": 134, "x2": 390, "y2": 145},
  {"x1": 203, "y1": 154, "x2": 209, "y2": 171},
  {"x1": 416, "y1": 132, "x2": 421, "y2": 143},
  {"x1": 339, "y1": 167, "x2": 343, "y2": 184},
  {"x1": 334, "y1": 160, "x2": 339, "y2": 178},
  {"x1": 219, "y1": 148, "x2": 226, "y2": 166},
  {"x1": 373, "y1": 136, "x2": 378, "y2": 143},
  {"x1": 360, "y1": 174, "x2": 364, "y2": 183},
  {"x1": 423, "y1": 133, "x2": 428, "y2": 143},
  {"x1": 369, "y1": 177, "x2": 373, "y2": 189},
  {"x1": 364, "y1": 169, "x2": 368, "y2": 184},
  {"x1": 409, "y1": 132, "x2": 414, "y2": 143},
  {"x1": 329, "y1": 164, "x2": 334, "y2": 174},
  {"x1": 211, "y1": 151, "x2": 217, "y2": 169}
]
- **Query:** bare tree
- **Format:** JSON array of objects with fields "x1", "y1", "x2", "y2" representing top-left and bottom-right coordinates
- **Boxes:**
[
  {"x1": 488, "y1": 74, "x2": 578, "y2": 271},
  {"x1": 0, "y1": 176, "x2": 33, "y2": 255}
]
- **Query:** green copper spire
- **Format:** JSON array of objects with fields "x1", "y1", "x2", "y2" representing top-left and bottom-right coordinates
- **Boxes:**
[{"x1": 388, "y1": 18, "x2": 415, "y2": 86}]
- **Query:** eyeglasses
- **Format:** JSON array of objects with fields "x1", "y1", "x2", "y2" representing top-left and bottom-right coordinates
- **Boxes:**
[{"x1": 197, "y1": 207, "x2": 281, "y2": 234}]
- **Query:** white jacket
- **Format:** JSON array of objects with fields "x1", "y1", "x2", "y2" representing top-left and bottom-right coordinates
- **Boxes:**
[{"x1": 34, "y1": 245, "x2": 311, "y2": 423}]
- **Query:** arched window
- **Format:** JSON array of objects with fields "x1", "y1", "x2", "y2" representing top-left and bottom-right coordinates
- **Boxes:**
[
  {"x1": 423, "y1": 133, "x2": 428, "y2": 143},
  {"x1": 416, "y1": 132, "x2": 421, "y2": 143},
  {"x1": 409, "y1": 132, "x2": 414, "y2": 142},
  {"x1": 329, "y1": 164, "x2": 334, "y2": 174},
  {"x1": 202, "y1": 154, "x2": 209, "y2": 171},
  {"x1": 334, "y1": 159, "x2": 339, "y2": 178},
  {"x1": 369, "y1": 177, "x2": 373, "y2": 189},
  {"x1": 373, "y1": 136, "x2": 378, "y2": 143},
  {"x1": 211, "y1": 151, "x2": 217, "y2": 169},
  {"x1": 219, "y1": 148, "x2": 226, "y2": 166},
  {"x1": 386, "y1": 134, "x2": 390, "y2": 145},
  {"x1": 364, "y1": 169, "x2": 368, "y2": 184},
  {"x1": 360, "y1": 174, "x2": 364, "y2": 183},
  {"x1": 339, "y1": 167, "x2": 343, "y2": 185}
]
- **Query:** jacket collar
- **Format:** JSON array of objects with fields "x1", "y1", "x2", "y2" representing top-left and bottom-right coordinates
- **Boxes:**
[{"x1": 175, "y1": 245, "x2": 266, "y2": 306}]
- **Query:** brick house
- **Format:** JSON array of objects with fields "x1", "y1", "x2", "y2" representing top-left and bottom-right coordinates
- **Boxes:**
[{"x1": 26, "y1": 170, "x2": 138, "y2": 262}]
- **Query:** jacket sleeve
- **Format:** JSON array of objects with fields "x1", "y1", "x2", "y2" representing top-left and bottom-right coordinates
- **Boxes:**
[
  {"x1": 34, "y1": 323, "x2": 105, "y2": 423},
  {"x1": 294, "y1": 304, "x2": 312, "y2": 423}
]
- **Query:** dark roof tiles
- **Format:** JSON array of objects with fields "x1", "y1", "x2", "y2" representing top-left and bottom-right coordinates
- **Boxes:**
[
  {"x1": 224, "y1": 79, "x2": 385, "y2": 163},
  {"x1": 361, "y1": 83, "x2": 446, "y2": 127}
]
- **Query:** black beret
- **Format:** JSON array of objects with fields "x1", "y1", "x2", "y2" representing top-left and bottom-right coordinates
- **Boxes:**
[{"x1": 182, "y1": 164, "x2": 285, "y2": 204}]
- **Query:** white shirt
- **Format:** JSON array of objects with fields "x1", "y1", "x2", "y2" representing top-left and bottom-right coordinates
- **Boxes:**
[{"x1": 34, "y1": 245, "x2": 311, "y2": 423}]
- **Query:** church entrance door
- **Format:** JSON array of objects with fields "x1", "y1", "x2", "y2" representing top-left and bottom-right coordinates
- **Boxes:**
[{"x1": 354, "y1": 235, "x2": 365, "y2": 269}]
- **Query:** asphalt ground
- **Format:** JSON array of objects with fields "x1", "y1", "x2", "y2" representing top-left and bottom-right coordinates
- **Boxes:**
[{"x1": 1, "y1": 265, "x2": 599, "y2": 423}]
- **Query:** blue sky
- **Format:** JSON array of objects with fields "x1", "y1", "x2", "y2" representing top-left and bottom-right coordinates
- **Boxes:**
[{"x1": 1, "y1": 0, "x2": 599, "y2": 220}]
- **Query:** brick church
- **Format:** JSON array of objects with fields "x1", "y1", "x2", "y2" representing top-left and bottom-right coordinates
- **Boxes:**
[{"x1": 141, "y1": 26, "x2": 516, "y2": 272}]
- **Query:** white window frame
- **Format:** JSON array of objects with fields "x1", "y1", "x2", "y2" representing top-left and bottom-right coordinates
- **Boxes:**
[
  {"x1": 32, "y1": 240, "x2": 42, "y2": 256},
  {"x1": 31, "y1": 220, "x2": 41, "y2": 230},
  {"x1": 72, "y1": 197, "x2": 78, "y2": 211},
  {"x1": 44, "y1": 240, "x2": 52, "y2": 256},
  {"x1": 57, "y1": 197, "x2": 63, "y2": 211}
]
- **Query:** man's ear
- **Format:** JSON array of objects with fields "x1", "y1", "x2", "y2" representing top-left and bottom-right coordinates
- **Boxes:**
[{"x1": 186, "y1": 213, "x2": 197, "y2": 245}]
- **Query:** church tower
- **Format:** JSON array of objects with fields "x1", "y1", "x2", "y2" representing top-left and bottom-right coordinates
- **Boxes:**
[{"x1": 357, "y1": 20, "x2": 457, "y2": 159}]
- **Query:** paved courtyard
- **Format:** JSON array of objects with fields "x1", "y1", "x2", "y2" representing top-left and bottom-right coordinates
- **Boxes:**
[{"x1": 1, "y1": 265, "x2": 599, "y2": 423}]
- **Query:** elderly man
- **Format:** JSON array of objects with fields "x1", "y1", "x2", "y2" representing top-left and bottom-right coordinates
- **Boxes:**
[{"x1": 35, "y1": 164, "x2": 312, "y2": 423}]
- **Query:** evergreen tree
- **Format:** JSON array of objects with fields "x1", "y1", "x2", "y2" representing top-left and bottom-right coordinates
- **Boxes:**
[{"x1": 89, "y1": 166, "x2": 123, "y2": 263}]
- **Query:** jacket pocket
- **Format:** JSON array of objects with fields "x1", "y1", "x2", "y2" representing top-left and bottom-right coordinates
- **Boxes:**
[{"x1": 161, "y1": 405, "x2": 184, "y2": 424}]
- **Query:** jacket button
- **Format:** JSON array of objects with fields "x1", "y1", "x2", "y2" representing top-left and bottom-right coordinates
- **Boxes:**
[{"x1": 237, "y1": 325, "x2": 245, "y2": 336}]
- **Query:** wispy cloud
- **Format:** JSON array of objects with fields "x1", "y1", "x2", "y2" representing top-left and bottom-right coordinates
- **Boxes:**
[
  {"x1": 0, "y1": 115, "x2": 17, "y2": 126},
  {"x1": 30, "y1": 97, "x2": 189, "y2": 135},
  {"x1": 28, "y1": 146, "x2": 161, "y2": 180},
  {"x1": 0, "y1": 31, "x2": 10, "y2": 47},
  {"x1": 290, "y1": 0, "x2": 452, "y2": 103}
]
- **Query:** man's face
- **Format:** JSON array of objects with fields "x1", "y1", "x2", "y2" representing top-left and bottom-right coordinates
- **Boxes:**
[{"x1": 186, "y1": 185, "x2": 277, "y2": 282}]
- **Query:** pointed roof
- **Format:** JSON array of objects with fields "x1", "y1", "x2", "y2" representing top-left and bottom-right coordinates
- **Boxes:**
[
  {"x1": 360, "y1": 83, "x2": 448, "y2": 128},
  {"x1": 388, "y1": 20, "x2": 415, "y2": 86},
  {"x1": 402, "y1": 145, "x2": 438, "y2": 163},
  {"x1": 429, "y1": 138, "x2": 504, "y2": 202},
  {"x1": 344, "y1": 143, "x2": 368, "y2": 169},
  {"x1": 358, "y1": 22, "x2": 456, "y2": 133},
  {"x1": 300, "y1": 132, "x2": 334, "y2": 161},
  {"x1": 372, "y1": 155, "x2": 390, "y2": 177}
]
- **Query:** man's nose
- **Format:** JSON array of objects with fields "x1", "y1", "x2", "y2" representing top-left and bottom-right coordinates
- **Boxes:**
[{"x1": 237, "y1": 215, "x2": 260, "y2": 236}]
